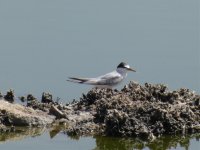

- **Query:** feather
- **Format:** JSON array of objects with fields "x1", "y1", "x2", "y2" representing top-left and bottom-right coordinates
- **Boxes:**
[{"x1": 67, "y1": 77, "x2": 89, "y2": 83}]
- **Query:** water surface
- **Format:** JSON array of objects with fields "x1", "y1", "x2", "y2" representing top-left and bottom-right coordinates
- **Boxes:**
[{"x1": 0, "y1": 127, "x2": 200, "y2": 150}]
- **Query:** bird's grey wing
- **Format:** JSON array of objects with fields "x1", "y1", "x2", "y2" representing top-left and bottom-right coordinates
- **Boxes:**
[{"x1": 96, "y1": 73, "x2": 123, "y2": 86}]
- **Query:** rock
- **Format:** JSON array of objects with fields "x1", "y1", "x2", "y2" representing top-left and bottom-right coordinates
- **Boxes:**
[
  {"x1": 41, "y1": 92, "x2": 53, "y2": 103},
  {"x1": 49, "y1": 105, "x2": 66, "y2": 119},
  {"x1": 0, "y1": 100, "x2": 55, "y2": 126},
  {"x1": 64, "y1": 82, "x2": 200, "y2": 139},
  {"x1": 4, "y1": 90, "x2": 14, "y2": 103},
  {"x1": 194, "y1": 96, "x2": 200, "y2": 106},
  {"x1": 19, "y1": 96, "x2": 26, "y2": 103},
  {"x1": 27, "y1": 94, "x2": 37, "y2": 101},
  {"x1": 0, "y1": 92, "x2": 3, "y2": 98},
  {"x1": 24, "y1": 94, "x2": 52, "y2": 112},
  {"x1": 1, "y1": 82, "x2": 200, "y2": 140}
]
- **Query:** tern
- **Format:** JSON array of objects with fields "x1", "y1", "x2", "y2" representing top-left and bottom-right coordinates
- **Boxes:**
[{"x1": 67, "y1": 62, "x2": 136, "y2": 89}]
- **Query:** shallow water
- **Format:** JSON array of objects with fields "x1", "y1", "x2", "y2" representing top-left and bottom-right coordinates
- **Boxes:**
[
  {"x1": 0, "y1": 127, "x2": 200, "y2": 150},
  {"x1": 0, "y1": 0, "x2": 199, "y2": 149}
]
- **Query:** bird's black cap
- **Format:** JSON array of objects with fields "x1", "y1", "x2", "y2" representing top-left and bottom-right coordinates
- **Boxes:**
[{"x1": 117, "y1": 62, "x2": 128, "y2": 68}]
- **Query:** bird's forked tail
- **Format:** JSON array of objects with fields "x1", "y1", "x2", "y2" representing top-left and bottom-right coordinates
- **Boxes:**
[{"x1": 66, "y1": 77, "x2": 89, "y2": 84}]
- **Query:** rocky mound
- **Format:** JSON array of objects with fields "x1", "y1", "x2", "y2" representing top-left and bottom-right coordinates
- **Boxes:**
[
  {"x1": 0, "y1": 82, "x2": 200, "y2": 140},
  {"x1": 67, "y1": 82, "x2": 200, "y2": 140}
]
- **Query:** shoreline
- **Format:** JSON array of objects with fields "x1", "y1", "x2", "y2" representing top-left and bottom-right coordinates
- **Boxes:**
[{"x1": 0, "y1": 82, "x2": 200, "y2": 141}]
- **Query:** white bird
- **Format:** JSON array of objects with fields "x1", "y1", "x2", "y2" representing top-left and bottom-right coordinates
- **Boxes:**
[{"x1": 67, "y1": 62, "x2": 136, "y2": 89}]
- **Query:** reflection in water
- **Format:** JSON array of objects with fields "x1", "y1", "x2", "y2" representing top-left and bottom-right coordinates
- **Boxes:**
[
  {"x1": 92, "y1": 134, "x2": 200, "y2": 150},
  {"x1": 49, "y1": 125, "x2": 66, "y2": 139},
  {"x1": 0, "y1": 127, "x2": 46, "y2": 143},
  {"x1": 93, "y1": 136, "x2": 141, "y2": 150},
  {"x1": 0, "y1": 127, "x2": 199, "y2": 150}
]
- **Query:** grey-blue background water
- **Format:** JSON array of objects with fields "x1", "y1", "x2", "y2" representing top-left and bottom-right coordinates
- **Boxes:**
[{"x1": 0, "y1": 0, "x2": 199, "y2": 149}]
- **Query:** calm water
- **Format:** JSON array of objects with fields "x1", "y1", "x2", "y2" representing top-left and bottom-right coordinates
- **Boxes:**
[
  {"x1": 0, "y1": 0, "x2": 199, "y2": 149},
  {"x1": 0, "y1": 127, "x2": 200, "y2": 150}
]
